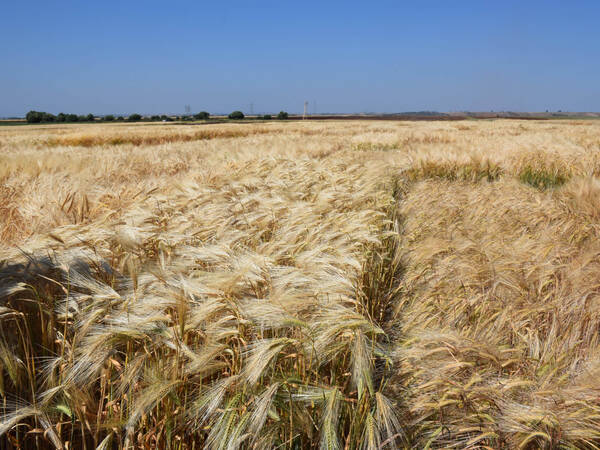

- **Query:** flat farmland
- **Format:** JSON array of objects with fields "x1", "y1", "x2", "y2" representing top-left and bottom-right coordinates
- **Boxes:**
[{"x1": 2, "y1": 120, "x2": 600, "y2": 448}]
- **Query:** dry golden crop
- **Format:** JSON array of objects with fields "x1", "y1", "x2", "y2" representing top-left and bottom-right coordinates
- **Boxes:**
[{"x1": 1, "y1": 119, "x2": 600, "y2": 448}]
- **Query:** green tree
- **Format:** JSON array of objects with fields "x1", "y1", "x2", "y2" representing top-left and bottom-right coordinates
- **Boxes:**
[
  {"x1": 228, "y1": 110, "x2": 245, "y2": 120},
  {"x1": 104, "y1": 115, "x2": 115, "y2": 121},
  {"x1": 277, "y1": 111, "x2": 289, "y2": 120},
  {"x1": 42, "y1": 112, "x2": 56, "y2": 122},
  {"x1": 67, "y1": 114, "x2": 79, "y2": 122},
  {"x1": 25, "y1": 111, "x2": 42, "y2": 123},
  {"x1": 26, "y1": 110, "x2": 56, "y2": 123},
  {"x1": 57, "y1": 113, "x2": 67, "y2": 122},
  {"x1": 86, "y1": 113, "x2": 95, "y2": 122},
  {"x1": 263, "y1": 114, "x2": 272, "y2": 120},
  {"x1": 128, "y1": 113, "x2": 142, "y2": 121},
  {"x1": 150, "y1": 115, "x2": 160, "y2": 121},
  {"x1": 194, "y1": 111, "x2": 210, "y2": 120}
]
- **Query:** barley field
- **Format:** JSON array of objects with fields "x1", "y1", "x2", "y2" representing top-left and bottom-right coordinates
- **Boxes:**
[{"x1": 2, "y1": 119, "x2": 600, "y2": 448}]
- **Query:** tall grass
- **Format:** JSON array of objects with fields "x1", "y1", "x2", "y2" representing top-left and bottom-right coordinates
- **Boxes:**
[
  {"x1": 393, "y1": 177, "x2": 600, "y2": 448},
  {"x1": 1, "y1": 158, "x2": 405, "y2": 448},
  {"x1": 41, "y1": 128, "x2": 274, "y2": 148},
  {"x1": 518, "y1": 165, "x2": 568, "y2": 189},
  {"x1": 404, "y1": 157, "x2": 503, "y2": 182},
  {"x1": 2, "y1": 119, "x2": 600, "y2": 448}
]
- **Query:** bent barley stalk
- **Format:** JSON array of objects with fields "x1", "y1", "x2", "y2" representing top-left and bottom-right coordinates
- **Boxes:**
[
  {"x1": 2, "y1": 119, "x2": 600, "y2": 448},
  {"x1": 0, "y1": 151, "x2": 404, "y2": 448}
]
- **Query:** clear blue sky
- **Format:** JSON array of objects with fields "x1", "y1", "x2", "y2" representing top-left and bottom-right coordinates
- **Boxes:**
[{"x1": 2, "y1": 1, "x2": 599, "y2": 116}]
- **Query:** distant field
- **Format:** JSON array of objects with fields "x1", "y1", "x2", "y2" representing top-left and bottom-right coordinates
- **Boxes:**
[
  {"x1": 2, "y1": 120, "x2": 600, "y2": 448},
  {"x1": 0, "y1": 120, "x2": 26, "y2": 126}
]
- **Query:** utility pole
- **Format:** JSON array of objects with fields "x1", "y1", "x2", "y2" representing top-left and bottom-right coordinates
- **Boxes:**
[{"x1": 303, "y1": 101, "x2": 308, "y2": 120}]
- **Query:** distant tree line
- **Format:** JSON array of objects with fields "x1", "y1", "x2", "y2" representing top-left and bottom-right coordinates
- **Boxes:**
[
  {"x1": 25, "y1": 111, "x2": 149, "y2": 123},
  {"x1": 26, "y1": 109, "x2": 290, "y2": 123},
  {"x1": 26, "y1": 111, "x2": 96, "y2": 123},
  {"x1": 227, "y1": 110, "x2": 289, "y2": 120}
]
